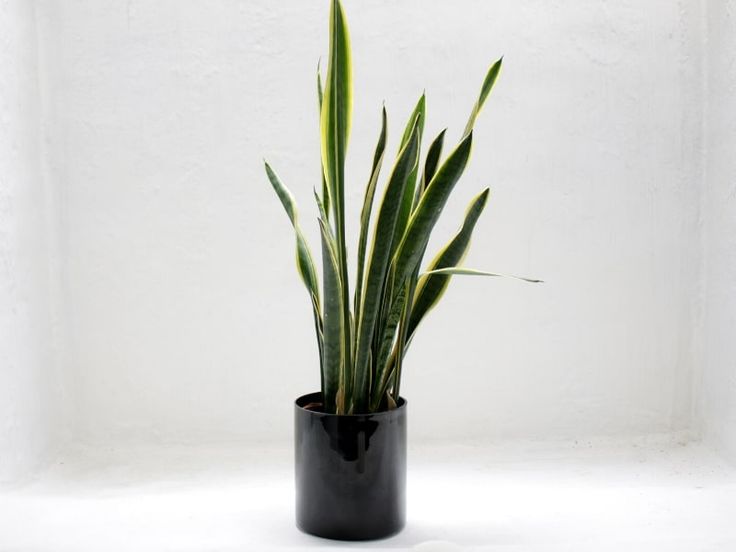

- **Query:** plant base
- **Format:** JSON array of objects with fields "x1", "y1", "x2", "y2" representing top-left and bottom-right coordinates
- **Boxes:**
[{"x1": 294, "y1": 392, "x2": 407, "y2": 541}]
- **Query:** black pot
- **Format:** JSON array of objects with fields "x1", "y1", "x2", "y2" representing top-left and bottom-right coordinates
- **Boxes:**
[{"x1": 294, "y1": 392, "x2": 407, "y2": 541}]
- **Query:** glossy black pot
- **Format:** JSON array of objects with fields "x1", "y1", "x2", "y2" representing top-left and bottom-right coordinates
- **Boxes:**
[{"x1": 294, "y1": 392, "x2": 407, "y2": 541}]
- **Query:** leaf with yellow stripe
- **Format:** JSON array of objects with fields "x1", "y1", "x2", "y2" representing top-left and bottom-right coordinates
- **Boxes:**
[
  {"x1": 407, "y1": 188, "x2": 490, "y2": 339},
  {"x1": 320, "y1": 0, "x2": 353, "y2": 401},
  {"x1": 391, "y1": 94, "x2": 426, "y2": 253},
  {"x1": 355, "y1": 106, "x2": 388, "y2": 321},
  {"x1": 264, "y1": 161, "x2": 320, "y2": 305},
  {"x1": 318, "y1": 218, "x2": 345, "y2": 413},
  {"x1": 353, "y1": 117, "x2": 421, "y2": 412},
  {"x1": 463, "y1": 57, "x2": 503, "y2": 137},
  {"x1": 422, "y1": 267, "x2": 542, "y2": 281}
]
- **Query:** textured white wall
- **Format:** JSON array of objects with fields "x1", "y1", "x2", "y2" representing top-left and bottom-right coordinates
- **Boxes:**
[
  {"x1": 0, "y1": 0, "x2": 62, "y2": 482},
  {"x1": 34, "y1": 0, "x2": 705, "y2": 445},
  {"x1": 702, "y1": 0, "x2": 736, "y2": 461}
]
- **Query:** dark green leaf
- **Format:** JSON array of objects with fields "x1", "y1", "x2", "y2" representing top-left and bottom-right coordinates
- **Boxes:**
[
  {"x1": 353, "y1": 118, "x2": 421, "y2": 412},
  {"x1": 355, "y1": 106, "x2": 388, "y2": 322},
  {"x1": 320, "y1": 0, "x2": 353, "y2": 403},
  {"x1": 370, "y1": 282, "x2": 408, "y2": 410},
  {"x1": 391, "y1": 94, "x2": 426, "y2": 256},
  {"x1": 320, "y1": 1, "x2": 352, "y2": 213},
  {"x1": 419, "y1": 129, "x2": 446, "y2": 199},
  {"x1": 407, "y1": 188, "x2": 490, "y2": 339},
  {"x1": 389, "y1": 131, "x2": 474, "y2": 301},
  {"x1": 318, "y1": 218, "x2": 345, "y2": 413}
]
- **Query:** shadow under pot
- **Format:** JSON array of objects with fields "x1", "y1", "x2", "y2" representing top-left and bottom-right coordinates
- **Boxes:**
[{"x1": 294, "y1": 392, "x2": 407, "y2": 541}]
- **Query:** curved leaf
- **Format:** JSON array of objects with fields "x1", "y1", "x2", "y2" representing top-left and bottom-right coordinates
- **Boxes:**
[
  {"x1": 317, "y1": 60, "x2": 324, "y2": 107},
  {"x1": 407, "y1": 188, "x2": 490, "y2": 339},
  {"x1": 264, "y1": 161, "x2": 320, "y2": 304},
  {"x1": 422, "y1": 267, "x2": 542, "y2": 282},
  {"x1": 389, "y1": 131, "x2": 474, "y2": 300},
  {"x1": 265, "y1": 161, "x2": 324, "y2": 395},
  {"x1": 370, "y1": 134, "x2": 474, "y2": 400},
  {"x1": 317, "y1": 61, "x2": 330, "y2": 220}
]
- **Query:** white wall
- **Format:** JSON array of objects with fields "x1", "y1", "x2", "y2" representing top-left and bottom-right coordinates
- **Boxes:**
[
  {"x1": 701, "y1": 0, "x2": 736, "y2": 461},
  {"x1": 0, "y1": 0, "x2": 62, "y2": 482},
  {"x1": 33, "y1": 0, "x2": 705, "y2": 445}
]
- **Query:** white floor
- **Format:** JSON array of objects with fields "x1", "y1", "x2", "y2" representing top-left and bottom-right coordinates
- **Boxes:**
[{"x1": 1, "y1": 437, "x2": 734, "y2": 552}]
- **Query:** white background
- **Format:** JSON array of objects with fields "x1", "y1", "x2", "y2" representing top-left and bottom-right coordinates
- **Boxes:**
[
  {"x1": 701, "y1": 0, "x2": 736, "y2": 461},
  {"x1": 1, "y1": 0, "x2": 734, "y2": 480}
]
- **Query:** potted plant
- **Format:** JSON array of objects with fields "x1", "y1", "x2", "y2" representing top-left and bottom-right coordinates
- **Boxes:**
[{"x1": 265, "y1": 0, "x2": 539, "y2": 541}]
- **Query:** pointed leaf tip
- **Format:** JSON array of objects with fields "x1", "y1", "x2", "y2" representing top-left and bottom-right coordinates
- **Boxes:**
[{"x1": 422, "y1": 267, "x2": 543, "y2": 283}]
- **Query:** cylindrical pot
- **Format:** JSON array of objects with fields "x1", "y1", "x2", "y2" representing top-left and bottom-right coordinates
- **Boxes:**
[{"x1": 294, "y1": 392, "x2": 407, "y2": 541}]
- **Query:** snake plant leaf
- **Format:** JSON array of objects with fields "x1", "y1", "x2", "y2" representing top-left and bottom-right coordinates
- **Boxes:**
[
  {"x1": 400, "y1": 93, "x2": 426, "y2": 148},
  {"x1": 320, "y1": 0, "x2": 353, "y2": 396},
  {"x1": 310, "y1": 292, "x2": 325, "y2": 391},
  {"x1": 382, "y1": 132, "x2": 474, "y2": 387},
  {"x1": 419, "y1": 129, "x2": 446, "y2": 199},
  {"x1": 317, "y1": 60, "x2": 324, "y2": 107},
  {"x1": 318, "y1": 218, "x2": 345, "y2": 413},
  {"x1": 387, "y1": 127, "x2": 447, "y2": 404},
  {"x1": 422, "y1": 267, "x2": 543, "y2": 282},
  {"x1": 313, "y1": 187, "x2": 329, "y2": 223},
  {"x1": 397, "y1": 57, "x2": 501, "y2": 343},
  {"x1": 266, "y1": 1, "x2": 522, "y2": 413},
  {"x1": 264, "y1": 161, "x2": 320, "y2": 304},
  {"x1": 353, "y1": 118, "x2": 421, "y2": 412},
  {"x1": 320, "y1": 0, "x2": 352, "y2": 235},
  {"x1": 370, "y1": 281, "x2": 408, "y2": 410},
  {"x1": 395, "y1": 127, "x2": 449, "y2": 363},
  {"x1": 391, "y1": 297, "x2": 410, "y2": 401},
  {"x1": 317, "y1": 61, "x2": 330, "y2": 221},
  {"x1": 265, "y1": 161, "x2": 325, "y2": 391},
  {"x1": 394, "y1": 129, "x2": 447, "y2": 380},
  {"x1": 391, "y1": 94, "x2": 426, "y2": 255},
  {"x1": 397, "y1": 58, "x2": 502, "y2": 354},
  {"x1": 407, "y1": 188, "x2": 489, "y2": 339},
  {"x1": 390, "y1": 262, "x2": 422, "y2": 405},
  {"x1": 463, "y1": 57, "x2": 503, "y2": 138},
  {"x1": 355, "y1": 106, "x2": 388, "y2": 320},
  {"x1": 389, "y1": 131, "x2": 474, "y2": 305}
]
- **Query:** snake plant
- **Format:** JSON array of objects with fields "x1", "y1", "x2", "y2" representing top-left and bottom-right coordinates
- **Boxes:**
[{"x1": 265, "y1": 0, "x2": 539, "y2": 414}]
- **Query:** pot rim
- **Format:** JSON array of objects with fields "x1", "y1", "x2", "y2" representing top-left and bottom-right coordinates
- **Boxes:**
[{"x1": 295, "y1": 391, "x2": 407, "y2": 418}]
